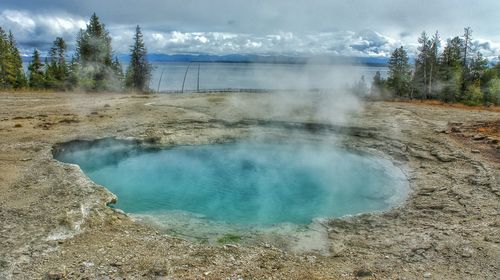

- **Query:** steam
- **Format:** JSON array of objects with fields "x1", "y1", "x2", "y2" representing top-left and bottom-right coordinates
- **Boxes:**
[{"x1": 216, "y1": 60, "x2": 367, "y2": 126}]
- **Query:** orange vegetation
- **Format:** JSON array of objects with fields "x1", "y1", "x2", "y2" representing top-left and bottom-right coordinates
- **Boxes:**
[{"x1": 388, "y1": 99, "x2": 500, "y2": 112}]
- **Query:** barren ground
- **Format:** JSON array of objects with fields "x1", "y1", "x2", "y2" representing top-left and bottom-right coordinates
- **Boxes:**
[{"x1": 0, "y1": 92, "x2": 499, "y2": 279}]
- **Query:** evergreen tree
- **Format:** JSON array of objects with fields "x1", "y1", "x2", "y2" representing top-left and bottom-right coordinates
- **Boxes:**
[
  {"x1": 67, "y1": 56, "x2": 80, "y2": 89},
  {"x1": 387, "y1": 46, "x2": 412, "y2": 97},
  {"x1": 125, "y1": 25, "x2": 151, "y2": 92},
  {"x1": 460, "y1": 27, "x2": 474, "y2": 97},
  {"x1": 28, "y1": 49, "x2": 45, "y2": 89},
  {"x1": 76, "y1": 14, "x2": 112, "y2": 65},
  {"x1": 75, "y1": 13, "x2": 119, "y2": 91},
  {"x1": 414, "y1": 31, "x2": 431, "y2": 99},
  {"x1": 414, "y1": 31, "x2": 441, "y2": 99},
  {"x1": 428, "y1": 31, "x2": 440, "y2": 98},
  {"x1": 112, "y1": 57, "x2": 124, "y2": 84},
  {"x1": 485, "y1": 77, "x2": 500, "y2": 105},
  {"x1": 438, "y1": 36, "x2": 463, "y2": 102},
  {"x1": 464, "y1": 51, "x2": 488, "y2": 104},
  {"x1": 495, "y1": 56, "x2": 500, "y2": 75},
  {"x1": 0, "y1": 27, "x2": 12, "y2": 89},
  {"x1": 0, "y1": 28, "x2": 27, "y2": 89},
  {"x1": 0, "y1": 28, "x2": 13, "y2": 89},
  {"x1": 470, "y1": 52, "x2": 487, "y2": 82},
  {"x1": 46, "y1": 37, "x2": 69, "y2": 90},
  {"x1": 7, "y1": 31, "x2": 27, "y2": 89},
  {"x1": 370, "y1": 71, "x2": 387, "y2": 97}
]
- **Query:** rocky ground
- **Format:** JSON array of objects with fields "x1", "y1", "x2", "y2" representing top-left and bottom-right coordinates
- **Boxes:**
[{"x1": 0, "y1": 91, "x2": 498, "y2": 279}]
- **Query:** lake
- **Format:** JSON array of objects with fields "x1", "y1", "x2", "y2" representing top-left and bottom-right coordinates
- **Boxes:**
[{"x1": 149, "y1": 62, "x2": 388, "y2": 92}]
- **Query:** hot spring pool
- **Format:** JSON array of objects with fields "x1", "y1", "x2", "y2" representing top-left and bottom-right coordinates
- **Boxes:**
[{"x1": 54, "y1": 139, "x2": 408, "y2": 226}]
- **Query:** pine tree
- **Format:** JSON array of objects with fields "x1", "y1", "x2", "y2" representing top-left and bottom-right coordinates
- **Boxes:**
[
  {"x1": 75, "y1": 13, "x2": 119, "y2": 91},
  {"x1": 28, "y1": 49, "x2": 45, "y2": 89},
  {"x1": 112, "y1": 57, "x2": 124, "y2": 84},
  {"x1": 370, "y1": 71, "x2": 387, "y2": 97},
  {"x1": 125, "y1": 25, "x2": 151, "y2": 92},
  {"x1": 414, "y1": 31, "x2": 442, "y2": 100},
  {"x1": 352, "y1": 75, "x2": 368, "y2": 97},
  {"x1": 76, "y1": 13, "x2": 112, "y2": 65},
  {"x1": 46, "y1": 37, "x2": 69, "y2": 90},
  {"x1": 67, "y1": 56, "x2": 80, "y2": 89},
  {"x1": 0, "y1": 28, "x2": 27, "y2": 89},
  {"x1": 428, "y1": 31, "x2": 440, "y2": 99},
  {"x1": 414, "y1": 32, "x2": 431, "y2": 99},
  {"x1": 460, "y1": 27, "x2": 474, "y2": 97},
  {"x1": 7, "y1": 31, "x2": 27, "y2": 89},
  {"x1": 438, "y1": 37, "x2": 463, "y2": 102},
  {"x1": 463, "y1": 51, "x2": 488, "y2": 105},
  {"x1": 387, "y1": 46, "x2": 412, "y2": 97},
  {"x1": 470, "y1": 52, "x2": 487, "y2": 82},
  {"x1": 0, "y1": 27, "x2": 10, "y2": 89},
  {"x1": 0, "y1": 28, "x2": 14, "y2": 89}
]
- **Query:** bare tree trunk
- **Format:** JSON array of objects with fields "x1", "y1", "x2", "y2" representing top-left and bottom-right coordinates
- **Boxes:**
[
  {"x1": 423, "y1": 61, "x2": 427, "y2": 99},
  {"x1": 428, "y1": 63, "x2": 433, "y2": 99}
]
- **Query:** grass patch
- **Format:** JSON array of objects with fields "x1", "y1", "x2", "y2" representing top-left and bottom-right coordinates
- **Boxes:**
[{"x1": 217, "y1": 233, "x2": 242, "y2": 244}]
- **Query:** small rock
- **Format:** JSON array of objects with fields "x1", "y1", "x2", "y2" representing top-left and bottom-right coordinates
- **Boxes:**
[
  {"x1": 461, "y1": 246, "x2": 474, "y2": 258},
  {"x1": 431, "y1": 150, "x2": 456, "y2": 162},
  {"x1": 261, "y1": 243, "x2": 271, "y2": 249},
  {"x1": 82, "y1": 261, "x2": 94, "y2": 268},
  {"x1": 104, "y1": 104, "x2": 111, "y2": 108},
  {"x1": 330, "y1": 242, "x2": 346, "y2": 257},
  {"x1": 224, "y1": 244, "x2": 239, "y2": 249},
  {"x1": 47, "y1": 272, "x2": 65, "y2": 280},
  {"x1": 306, "y1": 255, "x2": 316, "y2": 263},
  {"x1": 473, "y1": 134, "x2": 486, "y2": 140},
  {"x1": 354, "y1": 268, "x2": 372, "y2": 277},
  {"x1": 113, "y1": 208, "x2": 126, "y2": 215},
  {"x1": 423, "y1": 272, "x2": 432, "y2": 278},
  {"x1": 471, "y1": 149, "x2": 480, "y2": 154},
  {"x1": 451, "y1": 126, "x2": 461, "y2": 133}
]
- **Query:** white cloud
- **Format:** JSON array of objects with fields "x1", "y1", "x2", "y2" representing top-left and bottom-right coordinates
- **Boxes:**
[
  {"x1": 472, "y1": 39, "x2": 500, "y2": 61},
  {"x1": 1, "y1": 8, "x2": 499, "y2": 60},
  {"x1": 0, "y1": 9, "x2": 86, "y2": 53},
  {"x1": 109, "y1": 29, "x2": 404, "y2": 57}
]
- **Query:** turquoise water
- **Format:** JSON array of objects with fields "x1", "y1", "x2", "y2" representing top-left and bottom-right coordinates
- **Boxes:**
[{"x1": 55, "y1": 140, "x2": 408, "y2": 226}]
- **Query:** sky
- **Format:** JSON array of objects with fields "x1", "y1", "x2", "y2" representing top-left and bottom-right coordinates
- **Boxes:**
[{"x1": 1, "y1": 0, "x2": 499, "y2": 60}]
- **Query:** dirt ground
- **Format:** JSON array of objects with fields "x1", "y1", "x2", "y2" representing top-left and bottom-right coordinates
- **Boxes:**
[{"x1": 0, "y1": 91, "x2": 498, "y2": 279}]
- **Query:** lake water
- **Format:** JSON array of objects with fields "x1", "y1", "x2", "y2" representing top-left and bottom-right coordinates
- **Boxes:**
[
  {"x1": 22, "y1": 61, "x2": 388, "y2": 92},
  {"x1": 149, "y1": 62, "x2": 388, "y2": 92},
  {"x1": 54, "y1": 140, "x2": 408, "y2": 226}
]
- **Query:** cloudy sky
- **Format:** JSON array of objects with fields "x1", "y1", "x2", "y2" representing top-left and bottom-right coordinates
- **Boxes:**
[{"x1": 1, "y1": 0, "x2": 499, "y2": 60}]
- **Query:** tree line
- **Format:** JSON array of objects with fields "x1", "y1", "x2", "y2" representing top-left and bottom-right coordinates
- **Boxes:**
[
  {"x1": 371, "y1": 27, "x2": 500, "y2": 105},
  {"x1": 0, "y1": 13, "x2": 151, "y2": 92}
]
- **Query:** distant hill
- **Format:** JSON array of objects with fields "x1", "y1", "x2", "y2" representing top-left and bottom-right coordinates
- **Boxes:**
[
  {"x1": 23, "y1": 54, "x2": 389, "y2": 67},
  {"x1": 117, "y1": 54, "x2": 388, "y2": 66}
]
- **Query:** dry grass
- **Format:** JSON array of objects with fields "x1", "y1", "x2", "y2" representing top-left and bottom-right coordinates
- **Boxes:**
[{"x1": 388, "y1": 99, "x2": 500, "y2": 112}]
